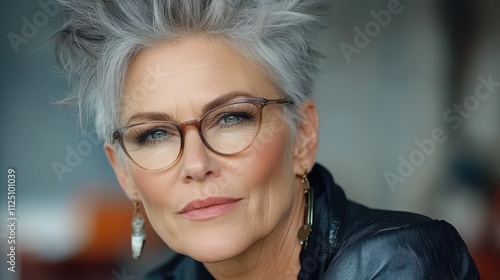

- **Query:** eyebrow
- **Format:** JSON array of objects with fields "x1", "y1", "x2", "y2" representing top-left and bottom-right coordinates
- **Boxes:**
[
  {"x1": 127, "y1": 111, "x2": 173, "y2": 123},
  {"x1": 126, "y1": 91, "x2": 254, "y2": 124}
]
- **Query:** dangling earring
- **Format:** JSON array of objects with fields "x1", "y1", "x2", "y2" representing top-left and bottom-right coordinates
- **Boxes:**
[
  {"x1": 131, "y1": 194, "x2": 146, "y2": 260},
  {"x1": 297, "y1": 164, "x2": 313, "y2": 248}
]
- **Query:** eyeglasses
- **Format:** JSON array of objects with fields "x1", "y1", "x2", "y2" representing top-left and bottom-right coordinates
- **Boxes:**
[{"x1": 112, "y1": 97, "x2": 293, "y2": 170}]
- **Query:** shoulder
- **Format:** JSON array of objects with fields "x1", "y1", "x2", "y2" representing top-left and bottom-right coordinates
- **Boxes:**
[{"x1": 325, "y1": 201, "x2": 480, "y2": 280}]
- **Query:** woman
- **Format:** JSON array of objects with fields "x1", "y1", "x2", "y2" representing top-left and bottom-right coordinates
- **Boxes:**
[{"x1": 54, "y1": 0, "x2": 480, "y2": 279}]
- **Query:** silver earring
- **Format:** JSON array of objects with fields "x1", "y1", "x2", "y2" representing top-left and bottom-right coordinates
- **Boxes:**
[
  {"x1": 131, "y1": 195, "x2": 146, "y2": 260},
  {"x1": 297, "y1": 165, "x2": 313, "y2": 248}
]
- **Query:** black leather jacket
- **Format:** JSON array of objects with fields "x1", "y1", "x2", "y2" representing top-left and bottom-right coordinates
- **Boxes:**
[{"x1": 146, "y1": 164, "x2": 480, "y2": 279}]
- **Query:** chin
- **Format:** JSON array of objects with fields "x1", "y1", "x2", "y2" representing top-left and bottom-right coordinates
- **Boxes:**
[
  {"x1": 166, "y1": 218, "x2": 259, "y2": 263},
  {"x1": 181, "y1": 232, "x2": 252, "y2": 263}
]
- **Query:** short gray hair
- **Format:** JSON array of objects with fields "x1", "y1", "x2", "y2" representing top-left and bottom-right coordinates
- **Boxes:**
[{"x1": 53, "y1": 0, "x2": 329, "y2": 141}]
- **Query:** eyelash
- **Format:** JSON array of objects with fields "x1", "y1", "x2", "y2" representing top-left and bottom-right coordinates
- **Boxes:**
[
  {"x1": 213, "y1": 111, "x2": 254, "y2": 127},
  {"x1": 133, "y1": 127, "x2": 171, "y2": 145}
]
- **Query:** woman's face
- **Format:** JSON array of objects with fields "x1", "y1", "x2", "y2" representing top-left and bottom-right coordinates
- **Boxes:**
[{"x1": 110, "y1": 36, "x2": 303, "y2": 262}]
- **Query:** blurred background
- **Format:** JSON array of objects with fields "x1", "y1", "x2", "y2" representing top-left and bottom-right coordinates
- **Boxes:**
[{"x1": 1, "y1": 0, "x2": 499, "y2": 279}]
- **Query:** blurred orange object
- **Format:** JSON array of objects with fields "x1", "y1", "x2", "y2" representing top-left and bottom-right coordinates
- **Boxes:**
[
  {"x1": 70, "y1": 186, "x2": 167, "y2": 262},
  {"x1": 21, "y1": 185, "x2": 170, "y2": 280},
  {"x1": 470, "y1": 186, "x2": 500, "y2": 280}
]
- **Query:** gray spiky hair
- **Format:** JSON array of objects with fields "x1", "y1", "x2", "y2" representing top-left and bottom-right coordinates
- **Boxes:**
[{"x1": 53, "y1": 0, "x2": 329, "y2": 141}]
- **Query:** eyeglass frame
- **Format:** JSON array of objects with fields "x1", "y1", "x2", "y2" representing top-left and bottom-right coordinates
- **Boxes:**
[{"x1": 111, "y1": 97, "x2": 293, "y2": 171}]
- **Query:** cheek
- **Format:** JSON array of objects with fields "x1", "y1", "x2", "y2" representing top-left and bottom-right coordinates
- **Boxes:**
[
  {"x1": 128, "y1": 166, "x2": 173, "y2": 206},
  {"x1": 241, "y1": 119, "x2": 296, "y2": 226},
  {"x1": 251, "y1": 114, "x2": 294, "y2": 179},
  {"x1": 126, "y1": 166, "x2": 181, "y2": 241}
]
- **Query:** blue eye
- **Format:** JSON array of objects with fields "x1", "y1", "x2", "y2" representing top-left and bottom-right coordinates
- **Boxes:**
[
  {"x1": 131, "y1": 127, "x2": 175, "y2": 146},
  {"x1": 150, "y1": 130, "x2": 167, "y2": 139},
  {"x1": 222, "y1": 115, "x2": 241, "y2": 124}
]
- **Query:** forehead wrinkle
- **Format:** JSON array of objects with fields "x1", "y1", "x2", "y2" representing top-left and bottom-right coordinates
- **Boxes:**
[
  {"x1": 121, "y1": 36, "x2": 279, "y2": 125},
  {"x1": 175, "y1": 94, "x2": 199, "y2": 121}
]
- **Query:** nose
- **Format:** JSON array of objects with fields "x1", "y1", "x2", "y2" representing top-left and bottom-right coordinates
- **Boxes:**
[{"x1": 179, "y1": 127, "x2": 220, "y2": 183}]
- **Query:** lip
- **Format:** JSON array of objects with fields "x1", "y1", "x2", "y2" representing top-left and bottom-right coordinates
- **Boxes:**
[{"x1": 179, "y1": 197, "x2": 241, "y2": 221}]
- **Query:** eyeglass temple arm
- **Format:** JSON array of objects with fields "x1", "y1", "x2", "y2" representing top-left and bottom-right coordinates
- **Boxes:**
[{"x1": 266, "y1": 99, "x2": 294, "y2": 105}]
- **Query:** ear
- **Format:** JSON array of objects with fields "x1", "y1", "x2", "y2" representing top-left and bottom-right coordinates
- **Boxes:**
[
  {"x1": 293, "y1": 100, "x2": 319, "y2": 175},
  {"x1": 104, "y1": 142, "x2": 138, "y2": 200}
]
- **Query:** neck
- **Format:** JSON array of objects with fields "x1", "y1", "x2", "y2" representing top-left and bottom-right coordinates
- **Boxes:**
[{"x1": 203, "y1": 178, "x2": 306, "y2": 280}]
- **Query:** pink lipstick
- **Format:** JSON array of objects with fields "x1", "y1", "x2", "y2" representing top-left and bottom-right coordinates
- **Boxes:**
[{"x1": 180, "y1": 197, "x2": 241, "y2": 221}]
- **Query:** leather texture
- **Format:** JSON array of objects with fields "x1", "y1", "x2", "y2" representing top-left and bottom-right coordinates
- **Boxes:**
[{"x1": 146, "y1": 164, "x2": 480, "y2": 279}]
